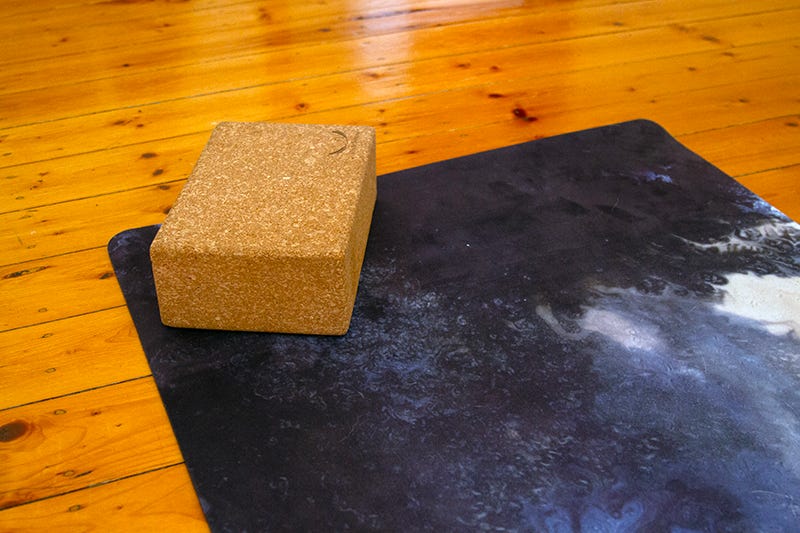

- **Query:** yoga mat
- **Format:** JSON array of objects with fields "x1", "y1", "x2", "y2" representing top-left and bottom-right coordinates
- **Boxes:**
[{"x1": 109, "y1": 120, "x2": 800, "y2": 532}]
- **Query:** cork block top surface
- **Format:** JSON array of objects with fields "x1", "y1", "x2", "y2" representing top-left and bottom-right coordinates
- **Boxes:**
[{"x1": 158, "y1": 122, "x2": 375, "y2": 258}]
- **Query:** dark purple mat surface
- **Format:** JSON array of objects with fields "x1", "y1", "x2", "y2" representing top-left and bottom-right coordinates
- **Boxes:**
[{"x1": 109, "y1": 120, "x2": 800, "y2": 532}]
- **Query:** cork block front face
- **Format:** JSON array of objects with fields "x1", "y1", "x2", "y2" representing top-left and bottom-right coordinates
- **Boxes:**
[{"x1": 149, "y1": 122, "x2": 377, "y2": 335}]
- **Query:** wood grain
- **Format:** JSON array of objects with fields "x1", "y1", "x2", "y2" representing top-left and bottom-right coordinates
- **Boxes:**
[
  {"x1": 0, "y1": 465, "x2": 208, "y2": 532},
  {"x1": 3, "y1": 56, "x2": 799, "y2": 263},
  {"x1": 0, "y1": 378, "x2": 183, "y2": 509},
  {"x1": 0, "y1": 134, "x2": 202, "y2": 213},
  {"x1": 2, "y1": 33, "x2": 793, "y2": 217},
  {"x1": 5, "y1": 4, "x2": 797, "y2": 125},
  {"x1": 1, "y1": 0, "x2": 797, "y2": 529},
  {"x1": 0, "y1": 307, "x2": 151, "y2": 409},
  {"x1": 0, "y1": 248, "x2": 125, "y2": 331}
]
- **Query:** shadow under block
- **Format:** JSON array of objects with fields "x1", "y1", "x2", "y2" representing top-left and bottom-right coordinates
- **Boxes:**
[{"x1": 149, "y1": 122, "x2": 377, "y2": 335}]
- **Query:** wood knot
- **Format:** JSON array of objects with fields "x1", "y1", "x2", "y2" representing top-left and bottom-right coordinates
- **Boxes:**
[{"x1": 0, "y1": 420, "x2": 29, "y2": 442}]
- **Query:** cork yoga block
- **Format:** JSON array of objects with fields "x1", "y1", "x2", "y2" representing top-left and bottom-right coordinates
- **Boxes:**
[{"x1": 149, "y1": 122, "x2": 377, "y2": 335}]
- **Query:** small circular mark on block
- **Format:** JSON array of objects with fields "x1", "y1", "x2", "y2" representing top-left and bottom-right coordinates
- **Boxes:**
[{"x1": 329, "y1": 130, "x2": 349, "y2": 155}]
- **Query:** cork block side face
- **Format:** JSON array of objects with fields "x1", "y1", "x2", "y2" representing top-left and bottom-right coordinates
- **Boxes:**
[
  {"x1": 150, "y1": 246, "x2": 351, "y2": 334},
  {"x1": 149, "y1": 122, "x2": 377, "y2": 334}
]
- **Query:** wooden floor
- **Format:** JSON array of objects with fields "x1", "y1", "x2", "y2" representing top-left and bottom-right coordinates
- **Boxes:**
[{"x1": 1, "y1": 0, "x2": 798, "y2": 529}]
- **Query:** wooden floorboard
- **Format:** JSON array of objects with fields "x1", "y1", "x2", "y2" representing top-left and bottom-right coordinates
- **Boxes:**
[
  {"x1": 0, "y1": 247, "x2": 126, "y2": 331},
  {"x1": 1, "y1": 35, "x2": 796, "y2": 216},
  {"x1": 0, "y1": 378, "x2": 182, "y2": 509},
  {"x1": 0, "y1": 307, "x2": 151, "y2": 409},
  {"x1": 1, "y1": 0, "x2": 798, "y2": 529},
  {"x1": 0, "y1": 465, "x2": 208, "y2": 533}
]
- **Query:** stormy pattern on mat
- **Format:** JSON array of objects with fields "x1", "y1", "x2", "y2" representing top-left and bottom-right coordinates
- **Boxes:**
[{"x1": 109, "y1": 120, "x2": 800, "y2": 532}]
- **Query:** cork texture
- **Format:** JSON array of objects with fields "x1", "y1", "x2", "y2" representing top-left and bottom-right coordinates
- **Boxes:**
[{"x1": 149, "y1": 121, "x2": 377, "y2": 334}]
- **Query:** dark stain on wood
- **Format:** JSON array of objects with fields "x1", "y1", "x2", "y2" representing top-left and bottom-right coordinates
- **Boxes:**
[
  {"x1": 512, "y1": 107, "x2": 537, "y2": 122},
  {"x1": 3, "y1": 265, "x2": 49, "y2": 279}
]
